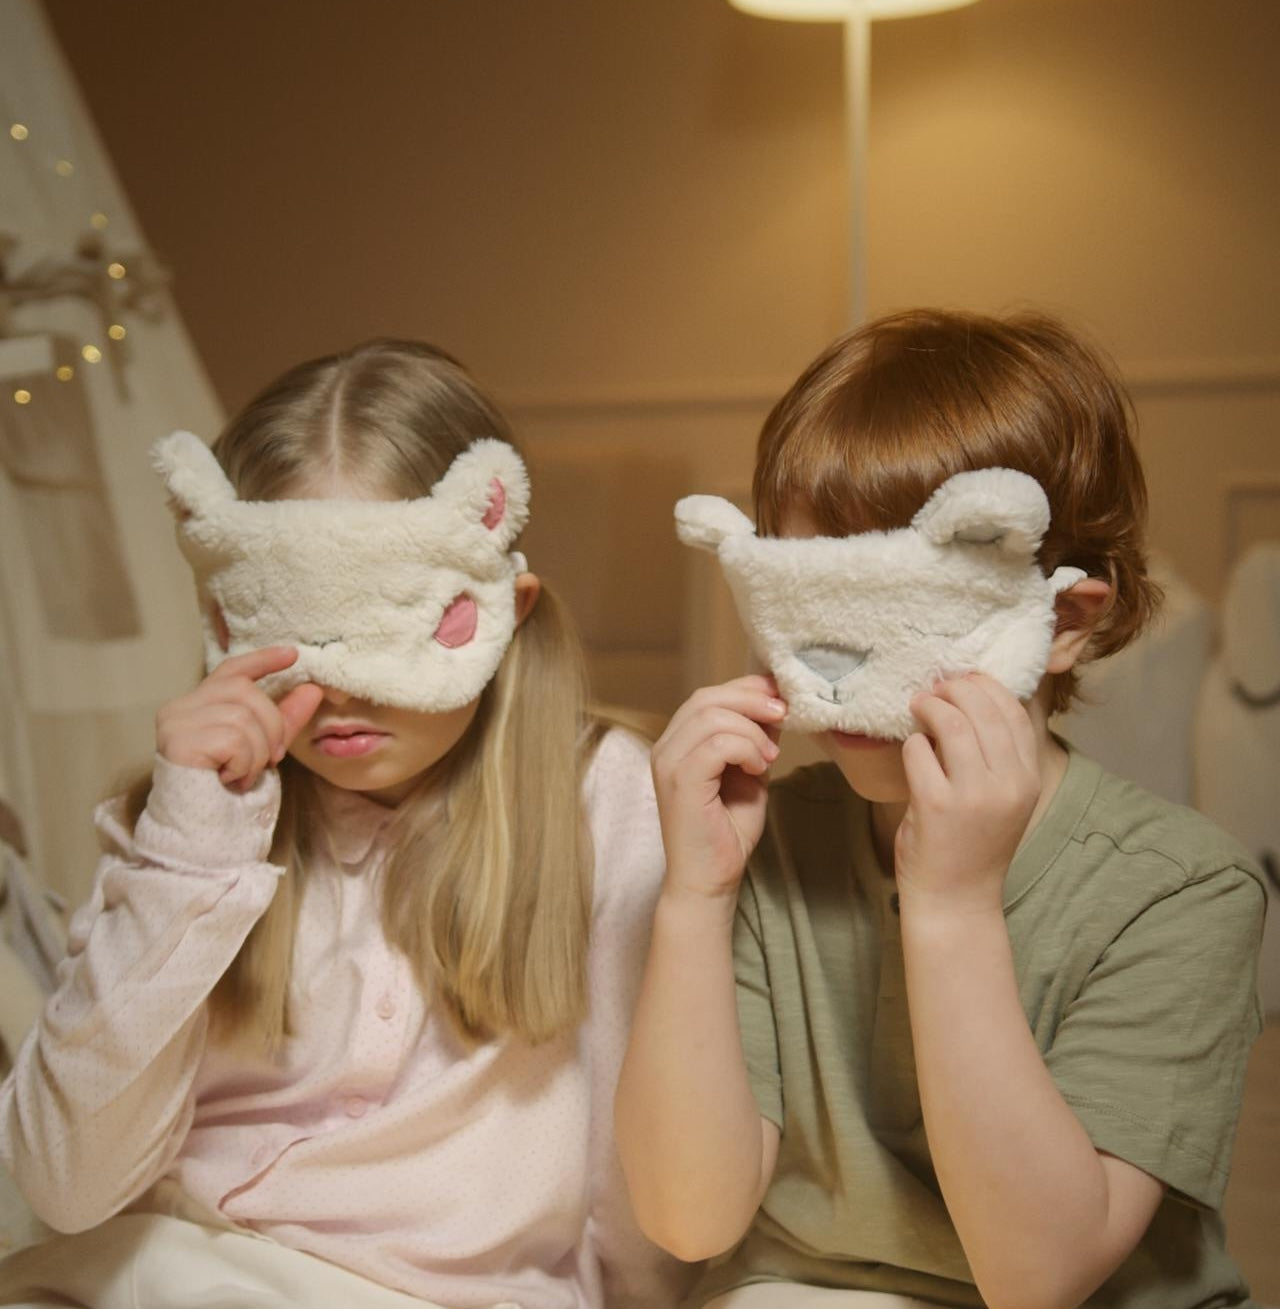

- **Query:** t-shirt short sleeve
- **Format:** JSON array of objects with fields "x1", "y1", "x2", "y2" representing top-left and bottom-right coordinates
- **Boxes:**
[
  {"x1": 1045, "y1": 861, "x2": 1265, "y2": 1209},
  {"x1": 734, "y1": 875, "x2": 784, "y2": 1129}
]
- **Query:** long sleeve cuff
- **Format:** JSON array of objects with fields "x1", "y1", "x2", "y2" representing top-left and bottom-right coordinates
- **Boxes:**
[{"x1": 132, "y1": 757, "x2": 282, "y2": 871}]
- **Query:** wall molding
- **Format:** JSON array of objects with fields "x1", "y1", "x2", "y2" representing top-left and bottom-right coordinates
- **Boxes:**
[
  {"x1": 1124, "y1": 358, "x2": 1280, "y2": 397},
  {"x1": 506, "y1": 357, "x2": 1280, "y2": 420}
]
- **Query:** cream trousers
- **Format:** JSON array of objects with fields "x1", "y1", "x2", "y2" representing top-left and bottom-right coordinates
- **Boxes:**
[
  {"x1": 0, "y1": 1212, "x2": 521, "y2": 1309},
  {"x1": 705, "y1": 1288, "x2": 936, "y2": 1309}
]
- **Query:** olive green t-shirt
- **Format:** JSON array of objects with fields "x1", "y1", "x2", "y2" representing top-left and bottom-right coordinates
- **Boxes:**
[{"x1": 690, "y1": 747, "x2": 1266, "y2": 1308}]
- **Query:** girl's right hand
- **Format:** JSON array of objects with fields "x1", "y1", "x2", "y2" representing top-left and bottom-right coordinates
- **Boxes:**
[
  {"x1": 650, "y1": 675, "x2": 785, "y2": 902},
  {"x1": 156, "y1": 647, "x2": 325, "y2": 791}
]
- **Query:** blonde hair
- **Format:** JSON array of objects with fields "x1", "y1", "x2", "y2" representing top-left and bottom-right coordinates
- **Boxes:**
[
  {"x1": 151, "y1": 340, "x2": 600, "y2": 1050},
  {"x1": 754, "y1": 310, "x2": 1162, "y2": 714}
]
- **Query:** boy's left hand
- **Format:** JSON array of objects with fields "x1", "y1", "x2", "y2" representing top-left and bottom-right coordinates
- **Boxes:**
[{"x1": 895, "y1": 673, "x2": 1040, "y2": 917}]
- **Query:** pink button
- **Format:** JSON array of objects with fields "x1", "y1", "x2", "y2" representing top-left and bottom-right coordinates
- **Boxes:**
[
  {"x1": 345, "y1": 1096, "x2": 366, "y2": 1118},
  {"x1": 376, "y1": 994, "x2": 395, "y2": 1021}
]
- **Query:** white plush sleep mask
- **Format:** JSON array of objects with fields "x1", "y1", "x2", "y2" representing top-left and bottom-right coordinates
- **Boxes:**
[
  {"x1": 676, "y1": 468, "x2": 1086, "y2": 740},
  {"x1": 153, "y1": 430, "x2": 530, "y2": 713}
]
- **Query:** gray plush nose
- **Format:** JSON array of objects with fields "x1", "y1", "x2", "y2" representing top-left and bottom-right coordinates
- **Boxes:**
[{"x1": 796, "y1": 644, "x2": 869, "y2": 685}]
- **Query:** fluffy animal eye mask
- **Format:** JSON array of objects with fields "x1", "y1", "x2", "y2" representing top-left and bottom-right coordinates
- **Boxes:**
[
  {"x1": 153, "y1": 430, "x2": 530, "y2": 713},
  {"x1": 676, "y1": 468, "x2": 1086, "y2": 740}
]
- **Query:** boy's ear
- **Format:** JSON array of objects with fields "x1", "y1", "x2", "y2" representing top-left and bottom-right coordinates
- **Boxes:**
[
  {"x1": 514, "y1": 571, "x2": 541, "y2": 628},
  {"x1": 1046, "y1": 577, "x2": 1112, "y2": 673}
]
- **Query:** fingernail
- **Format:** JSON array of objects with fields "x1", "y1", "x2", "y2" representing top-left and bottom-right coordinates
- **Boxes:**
[
  {"x1": 764, "y1": 739, "x2": 780, "y2": 759},
  {"x1": 767, "y1": 698, "x2": 787, "y2": 716}
]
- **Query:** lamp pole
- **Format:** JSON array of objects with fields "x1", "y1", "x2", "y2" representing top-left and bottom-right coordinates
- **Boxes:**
[
  {"x1": 844, "y1": 9, "x2": 871, "y2": 325},
  {"x1": 727, "y1": 0, "x2": 980, "y2": 326}
]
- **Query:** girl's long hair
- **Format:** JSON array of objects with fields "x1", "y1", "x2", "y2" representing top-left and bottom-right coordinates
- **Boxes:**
[{"x1": 140, "y1": 340, "x2": 599, "y2": 1051}]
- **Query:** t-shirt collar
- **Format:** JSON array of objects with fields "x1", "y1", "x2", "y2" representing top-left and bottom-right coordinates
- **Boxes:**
[{"x1": 1003, "y1": 742, "x2": 1104, "y2": 908}]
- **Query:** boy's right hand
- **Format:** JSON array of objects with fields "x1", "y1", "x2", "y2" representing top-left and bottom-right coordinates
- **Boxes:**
[
  {"x1": 156, "y1": 647, "x2": 325, "y2": 791},
  {"x1": 650, "y1": 675, "x2": 785, "y2": 902}
]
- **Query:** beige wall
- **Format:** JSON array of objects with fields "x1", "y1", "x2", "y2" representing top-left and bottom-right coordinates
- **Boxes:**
[{"x1": 44, "y1": 0, "x2": 1280, "y2": 713}]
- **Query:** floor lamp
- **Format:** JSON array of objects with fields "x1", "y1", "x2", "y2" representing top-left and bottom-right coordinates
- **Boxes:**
[{"x1": 727, "y1": 0, "x2": 980, "y2": 325}]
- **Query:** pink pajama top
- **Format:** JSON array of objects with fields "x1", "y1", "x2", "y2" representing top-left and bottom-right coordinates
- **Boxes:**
[{"x1": 0, "y1": 729, "x2": 689, "y2": 1308}]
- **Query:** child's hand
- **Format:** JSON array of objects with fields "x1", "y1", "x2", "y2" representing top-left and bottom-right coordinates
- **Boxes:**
[
  {"x1": 895, "y1": 673, "x2": 1040, "y2": 917},
  {"x1": 650, "y1": 675, "x2": 785, "y2": 902},
  {"x1": 156, "y1": 647, "x2": 325, "y2": 791}
]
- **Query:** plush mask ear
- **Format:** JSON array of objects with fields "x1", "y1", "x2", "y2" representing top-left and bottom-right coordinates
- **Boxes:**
[
  {"x1": 675, "y1": 495, "x2": 757, "y2": 553},
  {"x1": 151, "y1": 430, "x2": 238, "y2": 523},
  {"x1": 913, "y1": 468, "x2": 1050, "y2": 559},
  {"x1": 426, "y1": 437, "x2": 530, "y2": 550}
]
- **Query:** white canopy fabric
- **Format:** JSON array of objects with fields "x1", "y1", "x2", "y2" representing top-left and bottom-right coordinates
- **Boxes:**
[{"x1": 0, "y1": 0, "x2": 218, "y2": 905}]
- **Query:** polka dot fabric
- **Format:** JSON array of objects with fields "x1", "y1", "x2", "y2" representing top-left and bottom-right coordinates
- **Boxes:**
[{"x1": 0, "y1": 733, "x2": 692, "y2": 1308}]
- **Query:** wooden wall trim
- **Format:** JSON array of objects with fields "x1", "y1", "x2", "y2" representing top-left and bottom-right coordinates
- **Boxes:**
[{"x1": 506, "y1": 358, "x2": 1280, "y2": 421}]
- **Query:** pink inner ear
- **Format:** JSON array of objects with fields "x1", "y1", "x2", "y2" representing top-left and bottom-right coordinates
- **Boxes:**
[
  {"x1": 434, "y1": 594, "x2": 478, "y2": 648},
  {"x1": 482, "y1": 478, "x2": 506, "y2": 530},
  {"x1": 211, "y1": 606, "x2": 231, "y2": 652}
]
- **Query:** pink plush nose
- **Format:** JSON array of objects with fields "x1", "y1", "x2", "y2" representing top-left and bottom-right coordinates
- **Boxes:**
[{"x1": 433, "y1": 594, "x2": 478, "y2": 648}]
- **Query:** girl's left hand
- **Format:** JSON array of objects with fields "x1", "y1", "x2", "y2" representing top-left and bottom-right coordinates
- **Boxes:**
[{"x1": 895, "y1": 673, "x2": 1040, "y2": 917}]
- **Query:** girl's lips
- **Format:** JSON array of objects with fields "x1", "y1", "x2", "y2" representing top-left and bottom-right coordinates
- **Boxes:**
[
  {"x1": 828, "y1": 730, "x2": 895, "y2": 751},
  {"x1": 312, "y1": 724, "x2": 389, "y2": 759}
]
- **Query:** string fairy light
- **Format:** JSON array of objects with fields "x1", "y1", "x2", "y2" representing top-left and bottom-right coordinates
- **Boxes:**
[{"x1": 3, "y1": 112, "x2": 169, "y2": 403}]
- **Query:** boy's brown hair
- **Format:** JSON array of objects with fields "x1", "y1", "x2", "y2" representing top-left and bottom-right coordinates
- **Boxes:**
[{"x1": 753, "y1": 309, "x2": 1162, "y2": 714}]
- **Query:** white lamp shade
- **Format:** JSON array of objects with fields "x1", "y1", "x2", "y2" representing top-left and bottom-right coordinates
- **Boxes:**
[{"x1": 729, "y1": 0, "x2": 978, "y2": 19}]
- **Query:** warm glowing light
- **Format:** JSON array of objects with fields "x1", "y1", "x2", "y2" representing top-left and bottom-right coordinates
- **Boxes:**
[
  {"x1": 81, "y1": 345, "x2": 103, "y2": 363},
  {"x1": 9, "y1": 123, "x2": 28, "y2": 141},
  {"x1": 55, "y1": 159, "x2": 74, "y2": 177},
  {"x1": 728, "y1": 0, "x2": 977, "y2": 16},
  {"x1": 91, "y1": 211, "x2": 109, "y2": 230},
  {"x1": 108, "y1": 324, "x2": 127, "y2": 341},
  {"x1": 107, "y1": 261, "x2": 127, "y2": 280},
  {"x1": 13, "y1": 389, "x2": 32, "y2": 405},
  {"x1": 55, "y1": 365, "x2": 75, "y2": 381}
]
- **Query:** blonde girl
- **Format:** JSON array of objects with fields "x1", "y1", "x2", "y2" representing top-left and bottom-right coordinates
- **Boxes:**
[{"x1": 0, "y1": 341, "x2": 689, "y2": 1309}]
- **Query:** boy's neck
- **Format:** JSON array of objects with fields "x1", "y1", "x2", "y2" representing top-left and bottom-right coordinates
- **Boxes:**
[{"x1": 869, "y1": 687, "x2": 1069, "y2": 879}]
